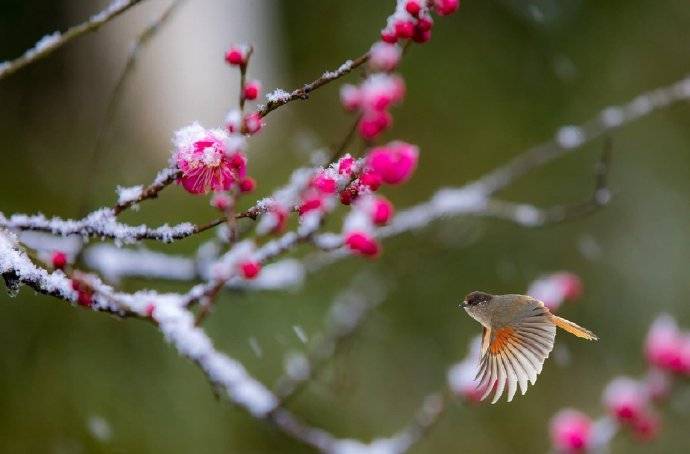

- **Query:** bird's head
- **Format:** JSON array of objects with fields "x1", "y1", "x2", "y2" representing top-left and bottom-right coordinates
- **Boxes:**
[{"x1": 460, "y1": 291, "x2": 495, "y2": 325}]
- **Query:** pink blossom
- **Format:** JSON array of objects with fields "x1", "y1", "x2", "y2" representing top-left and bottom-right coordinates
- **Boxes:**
[
  {"x1": 413, "y1": 27, "x2": 432, "y2": 43},
  {"x1": 369, "y1": 42, "x2": 401, "y2": 72},
  {"x1": 359, "y1": 171, "x2": 383, "y2": 191},
  {"x1": 338, "y1": 154, "x2": 356, "y2": 175},
  {"x1": 433, "y1": 0, "x2": 460, "y2": 16},
  {"x1": 225, "y1": 44, "x2": 250, "y2": 66},
  {"x1": 211, "y1": 193, "x2": 232, "y2": 211},
  {"x1": 549, "y1": 409, "x2": 593, "y2": 453},
  {"x1": 358, "y1": 110, "x2": 392, "y2": 140},
  {"x1": 339, "y1": 186, "x2": 358, "y2": 205},
  {"x1": 243, "y1": 80, "x2": 261, "y2": 100},
  {"x1": 371, "y1": 196, "x2": 394, "y2": 225},
  {"x1": 645, "y1": 314, "x2": 689, "y2": 374},
  {"x1": 71, "y1": 279, "x2": 93, "y2": 308},
  {"x1": 244, "y1": 112, "x2": 263, "y2": 135},
  {"x1": 527, "y1": 271, "x2": 583, "y2": 311},
  {"x1": 405, "y1": 0, "x2": 423, "y2": 17},
  {"x1": 298, "y1": 197, "x2": 323, "y2": 216},
  {"x1": 174, "y1": 125, "x2": 238, "y2": 195},
  {"x1": 340, "y1": 84, "x2": 361, "y2": 111},
  {"x1": 239, "y1": 177, "x2": 256, "y2": 193},
  {"x1": 394, "y1": 19, "x2": 415, "y2": 39},
  {"x1": 360, "y1": 74, "x2": 405, "y2": 111},
  {"x1": 366, "y1": 141, "x2": 419, "y2": 185},
  {"x1": 380, "y1": 29, "x2": 398, "y2": 44},
  {"x1": 145, "y1": 303, "x2": 155, "y2": 318},
  {"x1": 345, "y1": 231, "x2": 380, "y2": 257},
  {"x1": 240, "y1": 261, "x2": 261, "y2": 280},
  {"x1": 51, "y1": 251, "x2": 67, "y2": 269},
  {"x1": 311, "y1": 174, "x2": 337, "y2": 194},
  {"x1": 602, "y1": 377, "x2": 649, "y2": 424}
]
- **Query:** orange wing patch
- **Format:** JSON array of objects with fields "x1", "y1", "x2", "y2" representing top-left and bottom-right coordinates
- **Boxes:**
[{"x1": 489, "y1": 327, "x2": 515, "y2": 354}]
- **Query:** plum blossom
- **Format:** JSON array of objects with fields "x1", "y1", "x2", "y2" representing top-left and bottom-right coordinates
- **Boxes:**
[
  {"x1": 365, "y1": 141, "x2": 418, "y2": 185},
  {"x1": 602, "y1": 377, "x2": 649, "y2": 424},
  {"x1": 243, "y1": 80, "x2": 261, "y2": 100},
  {"x1": 173, "y1": 124, "x2": 247, "y2": 195},
  {"x1": 526, "y1": 271, "x2": 583, "y2": 311},
  {"x1": 549, "y1": 409, "x2": 593, "y2": 453},
  {"x1": 645, "y1": 314, "x2": 690, "y2": 375},
  {"x1": 369, "y1": 42, "x2": 402, "y2": 72},
  {"x1": 225, "y1": 44, "x2": 250, "y2": 66}
]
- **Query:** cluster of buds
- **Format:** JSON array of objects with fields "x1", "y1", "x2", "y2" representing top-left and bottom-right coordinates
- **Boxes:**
[
  {"x1": 341, "y1": 74, "x2": 405, "y2": 140},
  {"x1": 173, "y1": 123, "x2": 254, "y2": 196},
  {"x1": 338, "y1": 142, "x2": 418, "y2": 257},
  {"x1": 526, "y1": 271, "x2": 583, "y2": 311},
  {"x1": 380, "y1": 0, "x2": 459, "y2": 45},
  {"x1": 548, "y1": 313, "x2": 690, "y2": 453}
]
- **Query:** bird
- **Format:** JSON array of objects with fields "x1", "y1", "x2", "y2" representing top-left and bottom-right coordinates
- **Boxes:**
[{"x1": 460, "y1": 291, "x2": 598, "y2": 404}]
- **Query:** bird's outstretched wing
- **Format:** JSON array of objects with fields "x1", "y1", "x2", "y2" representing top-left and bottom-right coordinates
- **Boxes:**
[{"x1": 475, "y1": 301, "x2": 556, "y2": 403}]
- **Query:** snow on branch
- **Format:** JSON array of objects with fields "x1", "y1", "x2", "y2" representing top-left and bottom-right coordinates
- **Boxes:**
[{"x1": 0, "y1": 0, "x2": 147, "y2": 81}]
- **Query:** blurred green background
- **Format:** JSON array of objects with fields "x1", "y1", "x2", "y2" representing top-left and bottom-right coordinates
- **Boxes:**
[{"x1": 1, "y1": 0, "x2": 690, "y2": 452}]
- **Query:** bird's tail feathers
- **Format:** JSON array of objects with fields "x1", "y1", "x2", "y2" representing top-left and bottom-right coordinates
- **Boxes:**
[{"x1": 552, "y1": 315, "x2": 598, "y2": 341}]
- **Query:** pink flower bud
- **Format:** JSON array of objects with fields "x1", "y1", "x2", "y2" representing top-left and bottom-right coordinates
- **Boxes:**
[
  {"x1": 371, "y1": 197, "x2": 394, "y2": 225},
  {"x1": 394, "y1": 19, "x2": 415, "y2": 39},
  {"x1": 145, "y1": 303, "x2": 155, "y2": 318},
  {"x1": 359, "y1": 171, "x2": 382, "y2": 191},
  {"x1": 413, "y1": 27, "x2": 432, "y2": 43},
  {"x1": 345, "y1": 231, "x2": 380, "y2": 257},
  {"x1": 366, "y1": 141, "x2": 419, "y2": 185},
  {"x1": 71, "y1": 280, "x2": 93, "y2": 307},
  {"x1": 225, "y1": 45, "x2": 249, "y2": 65},
  {"x1": 369, "y1": 42, "x2": 402, "y2": 72},
  {"x1": 267, "y1": 205, "x2": 289, "y2": 234},
  {"x1": 240, "y1": 261, "x2": 261, "y2": 279},
  {"x1": 602, "y1": 377, "x2": 649, "y2": 424},
  {"x1": 239, "y1": 177, "x2": 256, "y2": 193},
  {"x1": 311, "y1": 174, "x2": 337, "y2": 194},
  {"x1": 433, "y1": 0, "x2": 460, "y2": 16},
  {"x1": 244, "y1": 112, "x2": 263, "y2": 134},
  {"x1": 358, "y1": 110, "x2": 393, "y2": 140},
  {"x1": 243, "y1": 80, "x2": 261, "y2": 100},
  {"x1": 51, "y1": 251, "x2": 67, "y2": 269},
  {"x1": 549, "y1": 409, "x2": 593, "y2": 453},
  {"x1": 405, "y1": 0, "x2": 423, "y2": 16},
  {"x1": 340, "y1": 84, "x2": 361, "y2": 111},
  {"x1": 339, "y1": 186, "x2": 358, "y2": 205},
  {"x1": 211, "y1": 192, "x2": 232, "y2": 211},
  {"x1": 380, "y1": 29, "x2": 398, "y2": 44},
  {"x1": 417, "y1": 15, "x2": 434, "y2": 32},
  {"x1": 298, "y1": 197, "x2": 323, "y2": 216},
  {"x1": 338, "y1": 155, "x2": 356, "y2": 175},
  {"x1": 645, "y1": 314, "x2": 688, "y2": 374}
]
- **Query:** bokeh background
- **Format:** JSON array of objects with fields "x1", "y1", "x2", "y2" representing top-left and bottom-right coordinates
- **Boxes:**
[{"x1": 1, "y1": 0, "x2": 690, "y2": 452}]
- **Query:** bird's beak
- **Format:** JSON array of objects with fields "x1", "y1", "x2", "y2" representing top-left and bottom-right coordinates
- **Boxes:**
[{"x1": 459, "y1": 301, "x2": 467, "y2": 308}]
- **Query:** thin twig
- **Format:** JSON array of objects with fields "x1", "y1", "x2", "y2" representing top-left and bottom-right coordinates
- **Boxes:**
[
  {"x1": 79, "y1": 0, "x2": 186, "y2": 216},
  {"x1": 0, "y1": 0, "x2": 147, "y2": 81},
  {"x1": 258, "y1": 52, "x2": 370, "y2": 118}
]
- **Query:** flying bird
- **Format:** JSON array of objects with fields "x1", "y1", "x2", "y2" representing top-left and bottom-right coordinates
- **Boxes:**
[{"x1": 461, "y1": 291, "x2": 598, "y2": 404}]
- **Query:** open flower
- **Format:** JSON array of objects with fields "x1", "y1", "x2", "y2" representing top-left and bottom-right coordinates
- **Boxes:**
[
  {"x1": 550, "y1": 409, "x2": 593, "y2": 453},
  {"x1": 173, "y1": 123, "x2": 241, "y2": 195}
]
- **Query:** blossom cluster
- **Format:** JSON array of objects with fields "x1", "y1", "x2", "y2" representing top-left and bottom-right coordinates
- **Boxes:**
[{"x1": 549, "y1": 313, "x2": 689, "y2": 453}]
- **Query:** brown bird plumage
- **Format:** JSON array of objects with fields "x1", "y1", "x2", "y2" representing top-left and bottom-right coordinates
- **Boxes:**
[{"x1": 461, "y1": 291, "x2": 598, "y2": 404}]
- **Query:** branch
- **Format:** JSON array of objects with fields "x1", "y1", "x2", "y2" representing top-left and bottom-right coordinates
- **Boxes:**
[
  {"x1": 0, "y1": 0, "x2": 147, "y2": 81},
  {"x1": 258, "y1": 53, "x2": 370, "y2": 118}
]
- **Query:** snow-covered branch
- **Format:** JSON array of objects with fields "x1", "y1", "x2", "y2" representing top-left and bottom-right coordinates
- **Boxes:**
[{"x1": 0, "y1": 0, "x2": 147, "y2": 81}]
